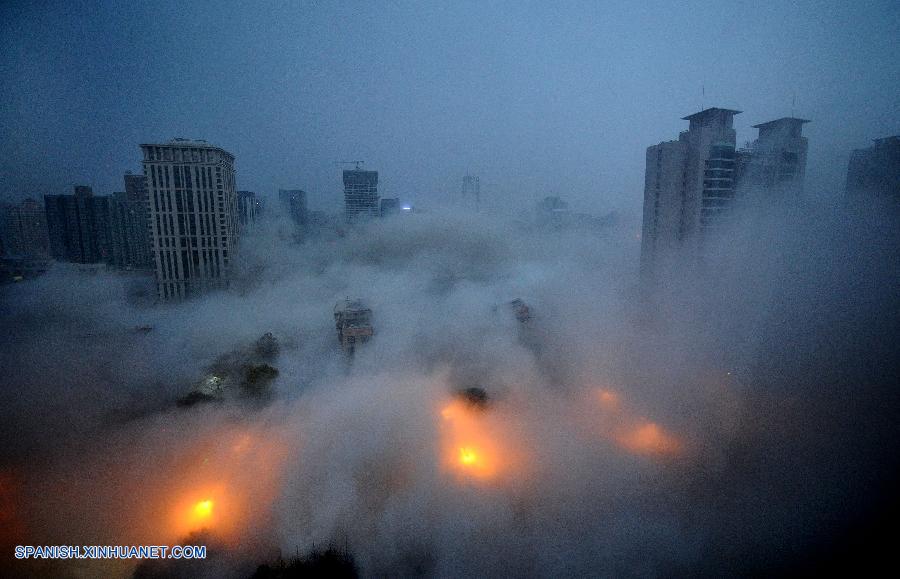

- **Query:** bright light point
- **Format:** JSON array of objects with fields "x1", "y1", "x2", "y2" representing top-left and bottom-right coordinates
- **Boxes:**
[
  {"x1": 401, "y1": 205, "x2": 412, "y2": 211},
  {"x1": 459, "y1": 447, "x2": 478, "y2": 465},
  {"x1": 193, "y1": 499, "x2": 214, "y2": 519}
]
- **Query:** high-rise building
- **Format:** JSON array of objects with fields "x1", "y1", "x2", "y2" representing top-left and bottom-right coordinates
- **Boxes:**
[
  {"x1": 237, "y1": 190, "x2": 261, "y2": 230},
  {"x1": 343, "y1": 170, "x2": 379, "y2": 222},
  {"x1": 735, "y1": 117, "x2": 810, "y2": 199},
  {"x1": 109, "y1": 173, "x2": 153, "y2": 270},
  {"x1": 380, "y1": 197, "x2": 400, "y2": 216},
  {"x1": 140, "y1": 139, "x2": 239, "y2": 300},
  {"x1": 462, "y1": 174, "x2": 481, "y2": 211},
  {"x1": 44, "y1": 186, "x2": 113, "y2": 264},
  {"x1": 845, "y1": 136, "x2": 900, "y2": 200},
  {"x1": 535, "y1": 196, "x2": 569, "y2": 228},
  {"x1": 0, "y1": 198, "x2": 50, "y2": 258},
  {"x1": 278, "y1": 189, "x2": 306, "y2": 226},
  {"x1": 640, "y1": 108, "x2": 740, "y2": 270}
]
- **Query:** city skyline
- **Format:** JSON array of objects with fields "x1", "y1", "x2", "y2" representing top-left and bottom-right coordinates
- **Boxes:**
[
  {"x1": 1, "y1": 3, "x2": 898, "y2": 577},
  {"x1": 2, "y1": 2, "x2": 898, "y2": 213}
]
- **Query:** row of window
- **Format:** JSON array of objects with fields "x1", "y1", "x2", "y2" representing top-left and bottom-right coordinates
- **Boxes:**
[
  {"x1": 145, "y1": 146, "x2": 223, "y2": 164},
  {"x1": 157, "y1": 246, "x2": 227, "y2": 282}
]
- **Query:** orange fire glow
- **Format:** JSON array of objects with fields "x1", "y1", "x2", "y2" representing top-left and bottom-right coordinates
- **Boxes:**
[
  {"x1": 439, "y1": 400, "x2": 501, "y2": 479},
  {"x1": 193, "y1": 499, "x2": 214, "y2": 519},
  {"x1": 616, "y1": 421, "x2": 682, "y2": 455},
  {"x1": 597, "y1": 389, "x2": 620, "y2": 409},
  {"x1": 162, "y1": 426, "x2": 291, "y2": 542},
  {"x1": 588, "y1": 387, "x2": 684, "y2": 457}
]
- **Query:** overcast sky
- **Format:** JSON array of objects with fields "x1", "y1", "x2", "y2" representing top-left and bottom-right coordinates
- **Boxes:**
[{"x1": 1, "y1": 0, "x2": 898, "y2": 213}]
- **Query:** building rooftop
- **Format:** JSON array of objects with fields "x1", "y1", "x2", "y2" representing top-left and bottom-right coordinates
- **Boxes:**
[
  {"x1": 139, "y1": 138, "x2": 226, "y2": 150},
  {"x1": 682, "y1": 107, "x2": 742, "y2": 121},
  {"x1": 872, "y1": 135, "x2": 900, "y2": 145},
  {"x1": 751, "y1": 117, "x2": 811, "y2": 129}
]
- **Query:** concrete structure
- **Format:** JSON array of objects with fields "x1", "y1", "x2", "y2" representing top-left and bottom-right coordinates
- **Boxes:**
[
  {"x1": 140, "y1": 139, "x2": 239, "y2": 300},
  {"x1": 845, "y1": 136, "x2": 900, "y2": 200},
  {"x1": 343, "y1": 169, "x2": 379, "y2": 222},
  {"x1": 109, "y1": 173, "x2": 153, "y2": 270},
  {"x1": 44, "y1": 186, "x2": 113, "y2": 264},
  {"x1": 736, "y1": 117, "x2": 809, "y2": 199},
  {"x1": 0, "y1": 198, "x2": 50, "y2": 258},
  {"x1": 278, "y1": 189, "x2": 307, "y2": 239},
  {"x1": 237, "y1": 190, "x2": 261, "y2": 231},
  {"x1": 640, "y1": 108, "x2": 740, "y2": 270},
  {"x1": 380, "y1": 197, "x2": 400, "y2": 217},
  {"x1": 462, "y1": 174, "x2": 480, "y2": 211},
  {"x1": 334, "y1": 299, "x2": 373, "y2": 357}
]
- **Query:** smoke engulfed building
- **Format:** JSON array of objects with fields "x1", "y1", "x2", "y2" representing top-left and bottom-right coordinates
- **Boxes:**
[
  {"x1": 0, "y1": 198, "x2": 50, "y2": 258},
  {"x1": 334, "y1": 299, "x2": 374, "y2": 357},
  {"x1": 278, "y1": 189, "x2": 307, "y2": 239},
  {"x1": 380, "y1": 197, "x2": 400, "y2": 217},
  {"x1": 343, "y1": 169, "x2": 379, "y2": 222},
  {"x1": 140, "y1": 139, "x2": 239, "y2": 300},
  {"x1": 735, "y1": 117, "x2": 810, "y2": 199},
  {"x1": 845, "y1": 136, "x2": 900, "y2": 200},
  {"x1": 641, "y1": 110, "x2": 812, "y2": 275},
  {"x1": 237, "y1": 190, "x2": 261, "y2": 231},
  {"x1": 109, "y1": 173, "x2": 153, "y2": 270},
  {"x1": 462, "y1": 174, "x2": 480, "y2": 211},
  {"x1": 640, "y1": 108, "x2": 739, "y2": 271},
  {"x1": 44, "y1": 186, "x2": 113, "y2": 264}
]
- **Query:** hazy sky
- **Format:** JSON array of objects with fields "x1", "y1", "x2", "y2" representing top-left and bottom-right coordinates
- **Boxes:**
[{"x1": 1, "y1": 0, "x2": 898, "y2": 212}]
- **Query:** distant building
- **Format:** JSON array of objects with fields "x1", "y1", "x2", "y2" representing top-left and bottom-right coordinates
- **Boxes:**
[
  {"x1": 343, "y1": 169, "x2": 379, "y2": 222},
  {"x1": 380, "y1": 197, "x2": 400, "y2": 217},
  {"x1": 0, "y1": 198, "x2": 50, "y2": 258},
  {"x1": 462, "y1": 174, "x2": 481, "y2": 211},
  {"x1": 334, "y1": 299, "x2": 374, "y2": 357},
  {"x1": 140, "y1": 139, "x2": 239, "y2": 300},
  {"x1": 237, "y1": 190, "x2": 261, "y2": 230},
  {"x1": 109, "y1": 173, "x2": 153, "y2": 270},
  {"x1": 278, "y1": 189, "x2": 307, "y2": 239},
  {"x1": 44, "y1": 186, "x2": 113, "y2": 264},
  {"x1": 846, "y1": 136, "x2": 900, "y2": 200},
  {"x1": 535, "y1": 196, "x2": 569, "y2": 228},
  {"x1": 640, "y1": 108, "x2": 740, "y2": 271},
  {"x1": 736, "y1": 117, "x2": 810, "y2": 199}
]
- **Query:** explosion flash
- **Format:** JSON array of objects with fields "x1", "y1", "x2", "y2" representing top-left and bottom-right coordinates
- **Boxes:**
[
  {"x1": 459, "y1": 447, "x2": 479, "y2": 465},
  {"x1": 193, "y1": 499, "x2": 214, "y2": 519},
  {"x1": 439, "y1": 400, "x2": 500, "y2": 479}
]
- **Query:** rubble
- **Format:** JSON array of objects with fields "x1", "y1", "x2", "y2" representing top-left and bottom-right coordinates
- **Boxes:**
[
  {"x1": 177, "y1": 333, "x2": 281, "y2": 407},
  {"x1": 509, "y1": 298, "x2": 532, "y2": 324}
]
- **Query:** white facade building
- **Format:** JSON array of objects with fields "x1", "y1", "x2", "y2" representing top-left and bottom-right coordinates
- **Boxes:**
[{"x1": 140, "y1": 139, "x2": 239, "y2": 300}]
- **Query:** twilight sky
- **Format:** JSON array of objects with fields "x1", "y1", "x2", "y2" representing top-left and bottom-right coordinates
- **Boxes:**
[{"x1": 1, "y1": 0, "x2": 898, "y2": 213}]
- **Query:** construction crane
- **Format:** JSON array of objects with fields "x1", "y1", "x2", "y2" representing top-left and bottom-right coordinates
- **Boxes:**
[{"x1": 335, "y1": 160, "x2": 365, "y2": 170}]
